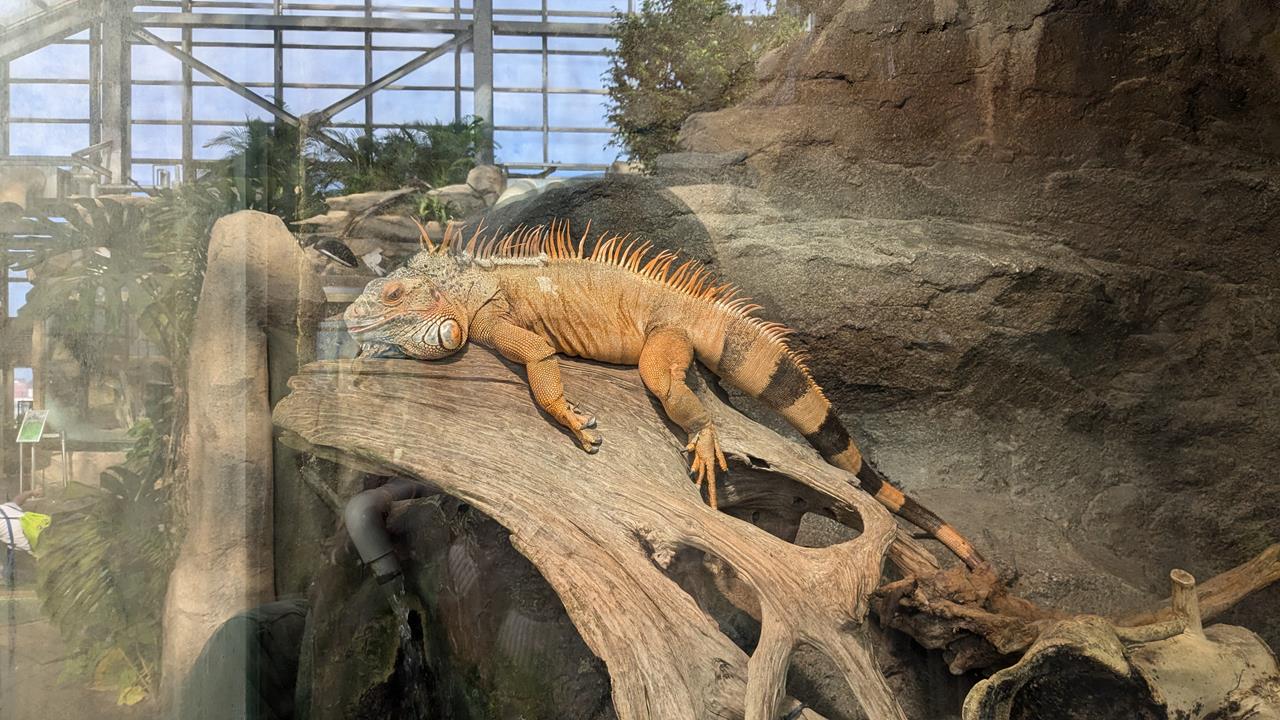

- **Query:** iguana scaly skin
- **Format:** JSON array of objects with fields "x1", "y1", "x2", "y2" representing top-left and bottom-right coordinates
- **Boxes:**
[{"x1": 344, "y1": 222, "x2": 985, "y2": 569}]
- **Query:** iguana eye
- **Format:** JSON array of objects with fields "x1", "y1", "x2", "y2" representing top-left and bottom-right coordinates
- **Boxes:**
[{"x1": 382, "y1": 283, "x2": 405, "y2": 304}]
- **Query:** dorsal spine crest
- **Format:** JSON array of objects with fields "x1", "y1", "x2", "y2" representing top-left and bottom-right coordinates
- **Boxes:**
[{"x1": 417, "y1": 219, "x2": 810, "y2": 367}]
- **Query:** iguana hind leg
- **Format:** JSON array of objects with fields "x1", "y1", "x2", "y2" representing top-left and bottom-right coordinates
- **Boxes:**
[
  {"x1": 639, "y1": 327, "x2": 728, "y2": 508},
  {"x1": 472, "y1": 309, "x2": 602, "y2": 453}
]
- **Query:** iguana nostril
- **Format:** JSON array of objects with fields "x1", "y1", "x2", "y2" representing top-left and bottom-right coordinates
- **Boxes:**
[{"x1": 439, "y1": 319, "x2": 462, "y2": 350}]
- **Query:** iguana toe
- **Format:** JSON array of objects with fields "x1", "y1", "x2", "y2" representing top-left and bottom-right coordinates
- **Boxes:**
[
  {"x1": 576, "y1": 427, "x2": 603, "y2": 453},
  {"x1": 568, "y1": 402, "x2": 597, "y2": 429}
]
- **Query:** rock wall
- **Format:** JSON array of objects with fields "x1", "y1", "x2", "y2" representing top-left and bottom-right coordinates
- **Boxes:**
[
  {"x1": 672, "y1": 0, "x2": 1280, "y2": 645},
  {"x1": 682, "y1": 0, "x2": 1280, "y2": 286}
]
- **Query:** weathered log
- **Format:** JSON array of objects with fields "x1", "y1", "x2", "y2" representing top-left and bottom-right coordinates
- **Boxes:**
[{"x1": 274, "y1": 352, "x2": 912, "y2": 720}]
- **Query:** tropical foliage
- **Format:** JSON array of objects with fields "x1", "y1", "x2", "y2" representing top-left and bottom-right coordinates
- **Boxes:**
[
  {"x1": 16, "y1": 190, "x2": 222, "y2": 703},
  {"x1": 205, "y1": 118, "x2": 322, "y2": 222},
  {"x1": 605, "y1": 0, "x2": 801, "y2": 167},
  {"x1": 17, "y1": 175, "x2": 238, "y2": 706},
  {"x1": 314, "y1": 117, "x2": 489, "y2": 195},
  {"x1": 36, "y1": 416, "x2": 178, "y2": 705}
]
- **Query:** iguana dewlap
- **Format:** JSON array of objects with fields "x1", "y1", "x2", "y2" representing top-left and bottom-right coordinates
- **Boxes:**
[{"x1": 344, "y1": 223, "x2": 985, "y2": 569}]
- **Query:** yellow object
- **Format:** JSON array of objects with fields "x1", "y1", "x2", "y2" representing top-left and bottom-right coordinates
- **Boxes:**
[{"x1": 20, "y1": 512, "x2": 51, "y2": 552}]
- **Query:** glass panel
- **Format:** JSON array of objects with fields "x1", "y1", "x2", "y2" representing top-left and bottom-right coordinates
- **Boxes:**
[
  {"x1": 9, "y1": 83, "x2": 90, "y2": 120},
  {"x1": 9, "y1": 42, "x2": 88, "y2": 80},
  {"x1": 546, "y1": 131, "x2": 612, "y2": 164},
  {"x1": 8, "y1": 281, "x2": 32, "y2": 318},
  {"x1": 8, "y1": 122, "x2": 89, "y2": 155},
  {"x1": 547, "y1": 93, "x2": 609, "y2": 129},
  {"x1": 12, "y1": 367, "x2": 33, "y2": 420}
]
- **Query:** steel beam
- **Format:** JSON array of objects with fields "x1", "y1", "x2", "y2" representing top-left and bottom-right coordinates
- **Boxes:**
[
  {"x1": 0, "y1": 61, "x2": 9, "y2": 156},
  {"x1": 88, "y1": 22, "x2": 100, "y2": 146},
  {"x1": 134, "y1": 12, "x2": 468, "y2": 33},
  {"x1": 0, "y1": 0, "x2": 98, "y2": 64},
  {"x1": 100, "y1": 2, "x2": 132, "y2": 183},
  {"x1": 473, "y1": 0, "x2": 494, "y2": 164},
  {"x1": 131, "y1": 25, "x2": 351, "y2": 156},
  {"x1": 181, "y1": 0, "x2": 193, "y2": 181},
  {"x1": 132, "y1": 26, "x2": 299, "y2": 128},
  {"x1": 363, "y1": 0, "x2": 373, "y2": 136},
  {"x1": 273, "y1": 0, "x2": 283, "y2": 107},
  {"x1": 131, "y1": 12, "x2": 616, "y2": 37},
  {"x1": 313, "y1": 33, "x2": 469, "y2": 125}
]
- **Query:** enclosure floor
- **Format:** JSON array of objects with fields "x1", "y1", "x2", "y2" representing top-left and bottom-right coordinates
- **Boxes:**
[{"x1": 0, "y1": 586, "x2": 155, "y2": 720}]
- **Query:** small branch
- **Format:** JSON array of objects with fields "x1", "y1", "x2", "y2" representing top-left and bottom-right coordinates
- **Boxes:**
[{"x1": 1120, "y1": 544, "x2": 1280, "y2": 627}]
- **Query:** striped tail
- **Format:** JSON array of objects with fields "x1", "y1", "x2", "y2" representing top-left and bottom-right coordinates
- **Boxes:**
[{"x1": 700, "y1": 315, "x2": 986, "y2": 569}]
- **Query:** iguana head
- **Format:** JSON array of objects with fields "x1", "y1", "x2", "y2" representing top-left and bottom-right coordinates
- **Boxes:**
[{"x1": 344, "y1": 275, "x2": 467, "y2": 360}]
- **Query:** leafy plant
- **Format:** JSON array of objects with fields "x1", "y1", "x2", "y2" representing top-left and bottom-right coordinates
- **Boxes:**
[
  {"x1": 18, "y1": 186, "x2": 231, "y2": 703},
  {"x1": 205, "y1": 117, "x2": 326, "y2": 222},
  {"x1": 314, "y1": 117, "x2": 488, "y2": 194},
  {"x1": 605, "y1": 0, "x2": 801, "y2": 167},
  {"x1": 36, "y1": 417, "x2": 178, "y2": 705},
  {"x1": 416, "y1": 193, "x2": 456, "y2": 225}
]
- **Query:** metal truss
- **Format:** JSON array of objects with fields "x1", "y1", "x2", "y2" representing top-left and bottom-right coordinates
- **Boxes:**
[{"x1": 0, "y1": 0, "x2": 625, "y2": 187}]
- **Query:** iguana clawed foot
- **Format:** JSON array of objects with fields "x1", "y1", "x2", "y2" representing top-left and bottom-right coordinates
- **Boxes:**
[
  {"x1": 566, "y1": 402, "x2": 602, "y2": 454},
  {"x1": 685, "y1": 424, "x2": 728, "y2": 509}
]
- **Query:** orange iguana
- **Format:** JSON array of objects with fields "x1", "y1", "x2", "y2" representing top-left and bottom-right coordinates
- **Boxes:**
[{"x1": 344, "y1": 222, "x2": 985, "y2": 569}]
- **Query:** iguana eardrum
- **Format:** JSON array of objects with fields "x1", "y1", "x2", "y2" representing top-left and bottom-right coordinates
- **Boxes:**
[{"x1": 344, "y1": 222, "x2": 985, "y2": 569}]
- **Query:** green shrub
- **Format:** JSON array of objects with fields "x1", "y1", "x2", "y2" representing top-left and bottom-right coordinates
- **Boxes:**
[{"x1": 605, "y1": 0, "x2": 801, "y2": 167}]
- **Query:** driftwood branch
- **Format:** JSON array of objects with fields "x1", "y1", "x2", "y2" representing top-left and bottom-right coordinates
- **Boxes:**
[
  {"x1": 274, "y1": 352, "x2": 911, "y2": 720},
  {"x1": 878, "y1": 538, "x2": 1280, "y2": 674}
]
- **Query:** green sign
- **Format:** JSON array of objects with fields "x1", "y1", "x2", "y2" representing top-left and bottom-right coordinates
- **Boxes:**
[{"x1": 16, "y1": 409, "x2": 48, "y2": 444}]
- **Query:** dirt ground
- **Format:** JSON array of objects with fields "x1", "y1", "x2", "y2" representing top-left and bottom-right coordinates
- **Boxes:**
[{"x1": 0, "y1": 582, "x2": 157, "y2": 720}]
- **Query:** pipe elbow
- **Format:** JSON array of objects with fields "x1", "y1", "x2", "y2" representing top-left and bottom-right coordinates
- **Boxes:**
[{"x1": 343, "y1": 479, "x2": 429, "y2": 584}]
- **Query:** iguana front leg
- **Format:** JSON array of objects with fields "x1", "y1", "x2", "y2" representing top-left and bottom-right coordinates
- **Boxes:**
[
  {"x1": 470, "y1": 306, "x2": 602, "y2": 453},
  {"x1": 639, "y1": 326, "x2": 728, "y2": 508}
]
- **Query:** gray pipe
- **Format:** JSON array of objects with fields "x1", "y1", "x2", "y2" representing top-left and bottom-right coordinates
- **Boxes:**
[{"x1": 344, "y1": 478, "x2": 429, "y2": 584}]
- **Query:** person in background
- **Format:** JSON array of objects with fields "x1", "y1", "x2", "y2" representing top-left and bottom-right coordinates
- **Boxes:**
[{"x1": 0, "y1": 486, "x2": 44, "y2": 555}]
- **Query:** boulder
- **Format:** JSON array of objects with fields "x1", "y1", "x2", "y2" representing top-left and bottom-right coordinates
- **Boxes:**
[
  {"x1": 0, "y1": 166, "x2": 46, "y2": 207},
  {"x1": 649, "y1": 151, "x2": 756, "y2": 187},
  {"x1": 469, "y1": 174, "x2": 718, "y2": 264},
  {"x1": 425, "y1": 183, "x2": 489, "y2": 220},
  {"x1": 470, "y1": 162, "x2": 1278, "y2": 655},
  {"x1": 680, "y1": 0, "x2": 1280, "y2": 288},
  {"x1": 465, "y1": 164, "x2": 506, "y2": 198}
]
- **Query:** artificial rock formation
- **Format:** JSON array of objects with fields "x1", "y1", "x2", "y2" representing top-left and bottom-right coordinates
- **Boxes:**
[
  {"x1": 160, "y1": 211, "x2": 326, "y2": 705},
  {"x1": 667, "y1": 0, "x2": 1280, "y2": 648},
  {"x1": 465, "y1": 166, "x2": 1271, "y2": 622}
]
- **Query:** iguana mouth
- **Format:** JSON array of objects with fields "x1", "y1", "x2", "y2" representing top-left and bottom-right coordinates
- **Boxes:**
[
  {"x1": 346, "y1": 318, "x2": 390, "y2": 335},
  {"x1": 346, "y1": 310, "x2": 414, "y2": 335}
]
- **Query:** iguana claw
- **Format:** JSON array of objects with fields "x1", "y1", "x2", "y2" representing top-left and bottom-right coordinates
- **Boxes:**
[
  {"x1": 685, "y1": 425, "x2": 728, "y2": 509},
  {"x1": 567, "y1": 402, "x2": 602, "y2": 452}
]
